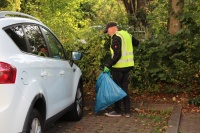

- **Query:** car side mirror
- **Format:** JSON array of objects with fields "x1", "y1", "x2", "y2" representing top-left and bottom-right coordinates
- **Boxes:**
[
  {"x1": 69, "y1": 51, "x2": 82, "y2": 67},
  {"x1": 72, "y1": 51, "x2": 82, "y2": 61}
]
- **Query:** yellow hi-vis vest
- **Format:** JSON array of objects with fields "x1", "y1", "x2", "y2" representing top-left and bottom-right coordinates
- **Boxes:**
[
  {"x1": 110, "y1": 30, "x2": 134, "y2": 68},
  {"x1": 38, "y1": 51, "x2": 47, "y2": 57}
]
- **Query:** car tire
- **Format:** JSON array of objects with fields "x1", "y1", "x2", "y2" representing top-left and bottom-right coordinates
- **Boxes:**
[
  {"x1": 65, "y1": 81, "x2": 83, "y2": 121},
  {"x1": 26, "y1": 108, "x2": 43, "y2": 133}
]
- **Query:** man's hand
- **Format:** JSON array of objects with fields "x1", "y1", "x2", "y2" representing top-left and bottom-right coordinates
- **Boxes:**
[{"x1": 103, "y1": 66, "x2": 110, "y2": 73}]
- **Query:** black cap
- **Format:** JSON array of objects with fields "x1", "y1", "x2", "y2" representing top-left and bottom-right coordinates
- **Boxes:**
[{"x1": 104, "y1": 22, "x2": 117, "y2": 33}]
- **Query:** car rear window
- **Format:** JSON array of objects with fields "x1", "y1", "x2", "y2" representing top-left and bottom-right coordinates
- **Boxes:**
[{"x1": 5, "y1": 25, "x2": 28, "y2": 52}]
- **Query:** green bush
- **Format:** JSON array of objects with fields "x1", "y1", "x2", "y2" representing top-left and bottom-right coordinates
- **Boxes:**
[{"x1": 2, "y1": 0, "x2": 200, "y2": 94}]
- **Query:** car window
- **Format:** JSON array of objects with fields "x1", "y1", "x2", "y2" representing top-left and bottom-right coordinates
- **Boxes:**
[
  {"x1": 24, "y1": 24, "x2": 49, "y2": 57},
  {"x1": 40, "y1": 27, "x2": 66, "y2": 59},
  {"x1": 4, "y1": 25, "x2": 27, "y2": 52}
]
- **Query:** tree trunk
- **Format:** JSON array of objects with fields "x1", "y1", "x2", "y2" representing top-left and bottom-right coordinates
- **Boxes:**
[
  {"x1": 122, "y1": 0, "x2": 149, "y2": 15},
  {"x1": 137, "y1": 0, "x2": 146, "y2": 9},
  {"x1": 168, "y1": 0, "x2": 184, "y2": 34},
  {"x1": 122, "y1": 0, "x2": 136, "y2": 14},
  {"x1": 121, "y1": 0, "x2": 149, "y2": 27}
]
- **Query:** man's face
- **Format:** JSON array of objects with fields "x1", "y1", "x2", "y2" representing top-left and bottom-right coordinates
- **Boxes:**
[
  {"x1": 106, "y1": 27, "x2": 113, "y2": 36},
  {"x1": 41, "y1": 48, "x2": 47, "y2": 53},
  {"x1": 106, "y1": 26, "x2": 117, "y2": 36}
]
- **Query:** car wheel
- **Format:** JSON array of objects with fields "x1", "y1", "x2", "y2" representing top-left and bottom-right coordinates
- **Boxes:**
[
  {"x1": 66, "y1": 81, "x2": 83, "y2": 121},
  {"x1": 27, "y1": 109, "x2": 43, "y2": 133}
]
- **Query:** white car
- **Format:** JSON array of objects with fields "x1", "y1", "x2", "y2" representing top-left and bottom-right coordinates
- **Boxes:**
[{"x1": 0, "y1": 11, "x2": 83, "y2": 133}]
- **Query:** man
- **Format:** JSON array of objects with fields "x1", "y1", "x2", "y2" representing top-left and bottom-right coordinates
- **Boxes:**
[
  {"x1": 38, "y1": 45, "x2": 47, "y2": 57},
  {"x1": 103, "y1": 22, "x2": 139, "y2": 118}
]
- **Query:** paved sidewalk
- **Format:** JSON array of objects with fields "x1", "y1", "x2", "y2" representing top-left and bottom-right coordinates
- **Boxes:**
[
  {"x1": 179, "y1": 113, "x2": 200, "y2": 133},
  {"x1": 45, "y1": 102, "x2": 200, "y2": 133},
  {"x1": 46, "y1": 113, "x2": 166, "y2": 133}
]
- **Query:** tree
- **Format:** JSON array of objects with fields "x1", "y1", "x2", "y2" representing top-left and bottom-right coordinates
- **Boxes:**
[
  {"x1": 121, "y1": 0, "x2": 149, "y2": 27},
  {"x1": 168, "y1": 0, "x2": 184, "y2": 34}
]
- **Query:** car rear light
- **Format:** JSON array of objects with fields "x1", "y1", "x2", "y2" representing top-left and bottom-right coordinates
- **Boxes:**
[{"x1": 0, "y1": 62, "x2": 17, "y2": 84}]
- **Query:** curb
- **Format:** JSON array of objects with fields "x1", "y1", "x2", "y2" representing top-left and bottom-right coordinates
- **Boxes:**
[{"x1": 166, "y1": 104, "x2": 182, "y2": 133}]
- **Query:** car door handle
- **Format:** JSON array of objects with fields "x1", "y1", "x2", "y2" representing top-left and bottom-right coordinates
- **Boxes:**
[
  {"x1": 60, "y1": 71, "x2": 65, "y2": 75},
  {"x1": 41, "y1": 71, "x2": 48, "y2": 77}
]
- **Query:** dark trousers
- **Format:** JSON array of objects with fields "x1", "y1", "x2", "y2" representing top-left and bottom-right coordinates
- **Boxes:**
[{"x1": 111, "y1": 69, "x2": 131, "y2": 114}]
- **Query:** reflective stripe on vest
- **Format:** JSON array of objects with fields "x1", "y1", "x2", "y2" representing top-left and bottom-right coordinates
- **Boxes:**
[{"x1": 110, "y1": 30, "x2": 134, "y2": 68}]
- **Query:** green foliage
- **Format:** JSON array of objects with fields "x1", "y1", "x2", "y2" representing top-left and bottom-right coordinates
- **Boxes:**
[
  {"x1": 0, "y1": 0, "x2": 21, "y2": 11},
  {"x1": 131, "y1": 0, "x2": 200, "y2": 93},
  {"x1": 188, "y1": 97, "x2": 200, "y2": 106},
  {"x1": 74, "y1": 29, "x2": 107, "y2": 86},
  {"x1": 1, "y1": 0, "x2": 128, "y2": 88},
  {"x1": 0, "y1": 0, "x2": 9, "y2": 9},
  {"x1": 1, "y1": 0, "x2": 200, "y2": 95},
  {"x1": 146, "y1": 0, "x2": 169, "y2": 37}
]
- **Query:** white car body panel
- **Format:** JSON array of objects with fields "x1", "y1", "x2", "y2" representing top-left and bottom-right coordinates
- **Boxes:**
[{"x1": 0, "y1": 85, "x2": 30, "y2": 133}]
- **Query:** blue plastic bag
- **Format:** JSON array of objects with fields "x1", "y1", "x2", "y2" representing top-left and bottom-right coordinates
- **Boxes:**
[
  {"x1": 95, "y1": 72, "x2": 127, "y2": 113},
  {"x1": 95, "y1": 72, "x2": 104, "y2": 93}
]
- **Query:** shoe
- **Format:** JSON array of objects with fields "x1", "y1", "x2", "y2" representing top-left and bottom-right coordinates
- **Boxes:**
[
  {"x1": 125, "y1": 113, "x2": 131, "y2": 118},
  {"x1": 104, "y1": 111, "x2": 121, "y2": 117}
]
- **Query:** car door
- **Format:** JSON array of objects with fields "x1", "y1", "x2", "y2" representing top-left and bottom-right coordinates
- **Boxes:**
[
  {"x1": 24, "y1": 24, "x2": 61, "y2": 118},
  {"x1": 40, "y1": 27, "x2": 74, "y2": 110}
]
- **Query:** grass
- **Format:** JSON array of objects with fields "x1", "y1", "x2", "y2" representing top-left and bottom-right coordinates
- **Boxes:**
[{"x1": 137, "y1": 109, "x2": 172, "y2": 132}]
